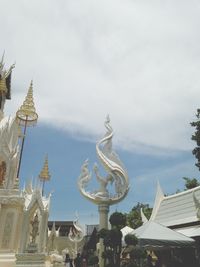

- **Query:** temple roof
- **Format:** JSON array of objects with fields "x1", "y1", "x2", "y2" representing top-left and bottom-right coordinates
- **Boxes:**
[
  {"x1": 48, "y1": 221, "x2": 74, "y2": 236},
  {"x1": 150, "y1": 183, "x2": 200, "y2": 227},
  {"x1": 24, "y1": 187, "x2": 51, "y2": 212}
]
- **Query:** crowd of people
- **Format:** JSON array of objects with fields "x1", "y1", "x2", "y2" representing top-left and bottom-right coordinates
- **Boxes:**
[{"x1": 64, "y1": 253, "x2": 86, "y2": 267}]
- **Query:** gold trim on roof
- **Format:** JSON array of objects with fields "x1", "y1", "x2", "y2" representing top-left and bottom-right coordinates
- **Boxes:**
[
  {"x1": 0, "y1": 52, "x2": 15, "y2": 94},
  {"x1": 16, "y1": 81, "x2": 38, "y2": 126}
]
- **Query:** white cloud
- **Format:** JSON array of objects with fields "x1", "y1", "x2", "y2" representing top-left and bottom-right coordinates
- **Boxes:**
[{"x1": 1, "y1": 0, "x2": 200, "y2": 154}]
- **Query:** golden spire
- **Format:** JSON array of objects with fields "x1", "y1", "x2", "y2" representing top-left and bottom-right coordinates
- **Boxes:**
[
  {"x1": 16, "y1": 81, "x2": 38, "y2": 179},
  {"x1": 39, "y1": 155, "x2": 51, "y2": 182},
  {"x1": 16, "y1": 81, "x2": 38, "y2": 126}
]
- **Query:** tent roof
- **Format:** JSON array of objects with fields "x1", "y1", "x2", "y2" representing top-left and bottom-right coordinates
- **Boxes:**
[{"x1": 133, "y1": 221, "x2": 195, "y2": 248}]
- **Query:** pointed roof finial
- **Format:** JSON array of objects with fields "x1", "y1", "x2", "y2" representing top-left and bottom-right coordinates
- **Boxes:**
[
  {"x1": 0, "y1": 51, "x2": 5, "y2": 74},
  {"x1": 140, "y1": 208, "x2": 148, "y2": 224},
  {"x1": 0, "y1": 52, "x2": 15, "y2": 95},
  {"x1": 39, "y1": 155, "x2": 51, "y2": 182},
  {"x1": 16, "y1": 81, "x2": 38, "y2": 126}
]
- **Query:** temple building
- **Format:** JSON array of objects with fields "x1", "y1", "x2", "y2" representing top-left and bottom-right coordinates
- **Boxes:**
[
  {"x1": 148, "y1": 181, "x2": 200, "y2": 264},
  {"x1": 150, "y1": 182, "x2": 200, "y2": 243},
  {"x1": 0, "y1": 57, "x2": 51, "y2": 265}
]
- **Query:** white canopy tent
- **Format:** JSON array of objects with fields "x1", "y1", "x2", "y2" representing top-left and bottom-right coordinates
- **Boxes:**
[
  {"x1": 130, "y1": 221, "x2": 195, "y2": 248},
  {"x1": 121, "y1": 226, "x2": 134, "y2": 246},
  {"x1": 121, "y1": 226, "x2": 134, "y2": 237}
]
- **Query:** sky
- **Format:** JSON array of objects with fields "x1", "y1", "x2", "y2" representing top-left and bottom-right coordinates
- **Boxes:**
[{"x1": 1, "y1": 0, "x2": 200, "y2": 227}]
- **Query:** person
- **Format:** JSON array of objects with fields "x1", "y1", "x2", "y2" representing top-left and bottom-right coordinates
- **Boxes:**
[
  {"x1": 82, "y1": 257, "x2": 87, "y2": 267},
  {"x1": 65, "y1": 253, "x2": 71, "y2": 267},
  {"x1": 74, "y1": 253, "x2": 82, "y2": 267},
  {"x1": 147, "y1": 253, "x2": 153, "y2": 267}
]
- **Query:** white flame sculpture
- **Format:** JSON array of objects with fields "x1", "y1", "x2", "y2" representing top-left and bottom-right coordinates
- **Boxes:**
[
  {"x1": 78, "y1": 115, "x2": 129, "y2": 206},
  {"x1": 68, "y1": 213, "x2": 84, "y2": 257}
]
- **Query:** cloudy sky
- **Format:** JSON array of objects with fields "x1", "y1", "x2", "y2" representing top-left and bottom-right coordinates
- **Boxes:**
[{"x1": 1, "y1": 0, "x2": 200, "y2": 226}]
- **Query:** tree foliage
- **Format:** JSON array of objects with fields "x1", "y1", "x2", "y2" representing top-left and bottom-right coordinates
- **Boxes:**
[
  {"x1": 191, "y1": 109, "x2": 200, "y2": 170},
  {"x1": 126, "y1": 202, "x2": 152, "y2": 229},
  {"x1": 183, "y1": 177, "x2": 200, "y2": 190},
  {"x1": 109, "y1": 212, "x2": 126, "y2": 229},
  {"x1": 124, "y1": 234, "x2": 138, "y2": 246}
]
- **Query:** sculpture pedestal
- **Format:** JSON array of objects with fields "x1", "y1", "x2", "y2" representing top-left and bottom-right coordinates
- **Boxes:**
[
  {"x1": 15, "y1": 252, "x2": 46, "y2": 267},
  {"x1": 25, "y1": 242, "x2": 38, "y2": 253}
]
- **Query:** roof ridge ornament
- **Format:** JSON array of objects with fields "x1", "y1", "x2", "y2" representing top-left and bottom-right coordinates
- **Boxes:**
[
  {"x1": 0, "y1": 52, "x2": 15, "y2": 115},
  {"x1": 141, "y1": 208, "x2": 148, "y2": 224},
  {"x1": 193, "y1": 191, "x2": 200, "y2": 219},
  {"x1": 149, "y1": 180, "x2": 164, "y2": 221}
]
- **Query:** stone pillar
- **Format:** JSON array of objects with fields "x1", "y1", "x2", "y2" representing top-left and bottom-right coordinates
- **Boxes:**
[
  {"x1": 38, "y1": 211, "x2": 48, "y2": 253},
  {"x1": 19, "y1": 211, "x2": 29, "y2": 253},
  {"x1": 98, "y1": 204, "x2": 109, "y2": 267}
]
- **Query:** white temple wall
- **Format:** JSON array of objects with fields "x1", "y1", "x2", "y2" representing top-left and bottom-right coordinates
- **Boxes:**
[{"x1": 0, "y1": 204, "x2": 23, "y2": 251}]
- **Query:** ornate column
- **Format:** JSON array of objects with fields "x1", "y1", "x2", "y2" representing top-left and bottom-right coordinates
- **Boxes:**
[
  {"x1": 19, "y1": 210, "x2": 29, "y2": 253},
  {"x1": 98, "y1": 204, "x2": 110, "y2": 267},
  {"x1": 98, "y1": 204, "x2": 109, "y2": 229},
  {"x1": 38, "y1": 211, "x2": 49, "y2": 253}
]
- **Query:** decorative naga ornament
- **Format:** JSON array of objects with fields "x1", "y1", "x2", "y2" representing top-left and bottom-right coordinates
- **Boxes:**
[
  {"x1": 39, "y1": 155, "x2": 51, "y2": 196},
  {"x1": 68, "y1": 213, "x2": 84, "y2": 257},
  {"x1": 0, "y1": 52, "x2": 15, "y2": 115},
  {"x1": 78, "y1": 115, "x2": 129, "y2": 206},
  {"x1": 16, "y1": 81, "x2": 38, "y2": 178}
]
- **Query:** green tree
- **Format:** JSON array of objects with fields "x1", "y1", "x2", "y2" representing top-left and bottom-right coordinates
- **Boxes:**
[
  {"x1": 191, "y1": 109, "x2": 200, "y2": 170},
  {"x1": 99, "y1": 212, "x2": 126, "y2": 267},
  {"x1": 183, "y1": 177, "x2": 200, "y2": 190},
  {"x1": 124, "y1": 234, "x2": 138, "y2": 246},
  {"x1": 126, "y1": 202, "x2": 152, "y2": 229},
  {"x1": 109, "y1": 212, "x2": 126, "y2": 229},
  {"x1": 122, "y1": 234, "x2": 146, "y2": 267}
]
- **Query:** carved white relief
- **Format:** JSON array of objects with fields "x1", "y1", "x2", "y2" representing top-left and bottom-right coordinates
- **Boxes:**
[
  {"x1": 0, "y1": 197, "x2": 24, "y2": 206},
  {"x1": 2, "y1": 212, "x2": 14, "y2": 249},
  {"x1": 193, "y1": 192, "x2": 200, "y2": 219},
  {"x1": 47, "y1": 222, "x2": 59, "y2": 253},
  {"x1": 30, "y1": 213, "x2": 39, "y2": 244},
  {"x1": 68, "y1": 215, "x2": 84, "y2": 244},
  {"x1": 0, "y1": 116, "x2": 20, "y2": 189}
]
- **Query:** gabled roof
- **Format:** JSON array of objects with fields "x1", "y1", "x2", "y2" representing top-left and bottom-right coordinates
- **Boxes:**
[
  {"x1": 24, "y1": 187, "x2": 50, "y2": 212},
  {"x1": 151, "y1": 183, "x2": 200, "y2": 227}
]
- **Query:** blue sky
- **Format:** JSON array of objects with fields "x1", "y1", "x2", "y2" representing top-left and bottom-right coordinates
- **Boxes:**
[
  {"x1": 11, "y1": 122, "x2": 200, "y2": 226},
  {"x1": 1, "y1": 0, "x2": 200, "y2": 226}
]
